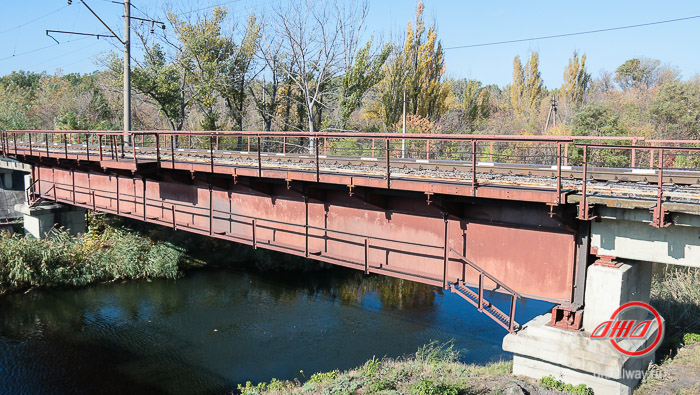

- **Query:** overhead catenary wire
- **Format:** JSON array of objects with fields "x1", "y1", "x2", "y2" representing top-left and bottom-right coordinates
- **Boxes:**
[
  {"x1": 0, "y1": 5, "x2": 69, "y2": 35},
  {"x1": 444, "y1": 14, "x2": 700, "y2": 50}
]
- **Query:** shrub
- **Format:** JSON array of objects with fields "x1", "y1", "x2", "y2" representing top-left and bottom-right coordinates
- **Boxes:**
[
  {"x1": 539, "y1": 375, "x2": 594, "y2": 395},
  {"x1": 410, "y1": 378, "x2": 460, "y2": 395}
]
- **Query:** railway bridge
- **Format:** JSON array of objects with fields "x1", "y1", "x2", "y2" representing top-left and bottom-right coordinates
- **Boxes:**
[{"x1": 2, "y1": 129, "x2": 700, "y2": 394}]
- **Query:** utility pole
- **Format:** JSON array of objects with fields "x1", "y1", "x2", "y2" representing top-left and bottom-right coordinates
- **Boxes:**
[
  {"x1": 123, "y1": 0, "x2": 131, "y2": 145},
  {"x1": 543, "y1": 95, "x2": 559, "y2": 133},
  {"x1": 47, "y1": 1, "x2": 163, "y2": 144}
]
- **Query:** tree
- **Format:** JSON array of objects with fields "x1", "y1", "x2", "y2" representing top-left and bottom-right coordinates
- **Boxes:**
[
  {"x1": 171, "y1": 8, "x2": 232, "y2": 130},
  {"x1": 510, "y1": 51, "x2": 543, "y2": 117},
  {"x1": 216, "y1": 14, "x2": 260, "y2": 131},
  {"x1": 461, "y1": 79, "x2": 491, "y2": 129},
  {"x1": 275, "y1": 0, "x2": 368, "y2": 142},
  {"x1": 561, "y1": 51, "x2": 590, "y2": 107},
  {"x1": 649, "y1": 80, "x2": 700, "y2": 139},
  {"x1": 116, "y1": 44, "x2": 191, "y2": 131},
  {"x1": 509, "y1": 55, "x2": 525, "y2": 116},
  {"x1": 571, "y1": 104, "x2": 629, "y2": 166},
  {"x1": 614, "y1": 58, "x2": 661, "y2": 90},
  {"x1": 404, "y1": 2, "x2": 449, "y2": 121},
  {"x1": 249, "y1": 18, "x2": 285, "y2": 132},
  {"x1": 338, "y1": 39, "x2": 391, "y2": 127},
  {"x1": 370, "y1": 2, "x2": 449, "y2": 130}
]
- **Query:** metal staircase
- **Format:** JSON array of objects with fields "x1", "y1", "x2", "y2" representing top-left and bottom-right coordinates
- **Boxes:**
[{"x1": 448, "y1": 248, "x2": 521, "y2": 333}]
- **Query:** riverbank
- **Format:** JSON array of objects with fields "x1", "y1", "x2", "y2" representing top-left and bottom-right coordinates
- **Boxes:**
[{"x1": 237, "y1": 342, "x2": 592, "y2": 395}]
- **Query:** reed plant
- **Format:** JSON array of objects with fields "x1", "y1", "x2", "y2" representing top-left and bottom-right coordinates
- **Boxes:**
[{"x1": 0, "y1": 225, "x2": 183, "y2": 294}]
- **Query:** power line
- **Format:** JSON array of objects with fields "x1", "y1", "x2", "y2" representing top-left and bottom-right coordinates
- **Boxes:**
[
  {"x1": 0, "y1": 37, "x2": 91, "y2": 62},
  {"x1": 177, "y1": 0, "x2": 244, "y2": 16},
  {"x1": 0, "y1": 5, "x2": 68, "y2": 35},
  {"x1": 444, "y1": 14, "x2": 700, "y2": 50}
]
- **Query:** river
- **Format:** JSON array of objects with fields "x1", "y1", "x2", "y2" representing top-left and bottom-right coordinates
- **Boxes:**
[{"x1": 0, "y1": 264, "x2": 552, "y2": 394}]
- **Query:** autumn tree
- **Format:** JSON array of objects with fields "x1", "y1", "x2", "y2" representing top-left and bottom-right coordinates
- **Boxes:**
[
  {"x1": 460, "y1": 79, "x2": 491, "y2": 130},
  {"x1": 614, "y1": 58, "x2": 661, "y2": 90},
  {"x1": 510, "y1": 51, "x2": 543, "y2": 117},
  {"x1": 649, "y1": 80, "x2": 700, "y2": 139},
  {"x1": 404, "y1": 2, "x2": 449, "y2": 120},
  {"x1": 338, "y1": 39, "x2": 391, "y2": 127},
  {"x1": 371, "y1": 2, "x2": 449, "y2": 130},
  {"x1": 171, "y1": 8, "x2": 232, "y2": 130},
  {"x1": 114, "y1": 44, "x2": 191, "y2": 131},
  {"x1": 216, "y1": 15, "x2": 260, "y2": 131},
  {"x1": 561, "y1": 51, "x2": 590, "y2": 107}
]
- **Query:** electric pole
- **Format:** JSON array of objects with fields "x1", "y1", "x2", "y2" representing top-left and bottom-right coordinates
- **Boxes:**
[
  {"x1": 47, "y1": 1, "x2": 163, "y2": 144},
  {"x1": 543, "y1": 95, "x2": 559, "y2": 133}
]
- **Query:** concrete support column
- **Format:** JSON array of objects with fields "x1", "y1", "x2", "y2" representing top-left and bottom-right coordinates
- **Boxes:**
[
  {"x1": 16, "y1": 203, "x2": 86, "y2": 238},
  {"x1": 503, "y1": 260, "x2": 657, "y2": 395},
  {"x1": 1, "y1": 171, "x2": 12, "y2": 189}
]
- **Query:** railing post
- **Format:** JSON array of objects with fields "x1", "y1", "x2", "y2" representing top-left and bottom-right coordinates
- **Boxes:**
[
  {"x1": 315, "y1": 137, "x2": 320, "y2": 182},
  {"x1": 29, "y1": 132, "x2": 33, "y2": 156},
  {"x1": 143, "y1": 177, "x2": 147, "y2": 220},
  {"x1": 323, "y1": 137, "x2": 327, "y2": 155},
  {"x1": 98, "y1": 134, "x2": 103, "y2": 161},
  {"x1": 564, "y1": 142, "x2": 569, "y2": 167},
  {"x1": 252, "y1": 219, "x2": 257, "y2": 249},
  {"x1": 509, "y1": 294, "x2": 518, "y2": 333},
  {"x1": 115, "y1": 174, "x2": 120, "y2": 215},
  {"x1": 364, "y1": 238, "x2": 370, "y2": 275},
  {"x1": 556, "y1": 142, "x2": 562, "y2": 205},
  {"x1": 442, "y1": 214, "x2": 449, "y2": 289},
  {"x1": 578, "y1": 145, "x2": 589, "y2": 220},
  {"x1": 210, "y1": 134, "x2": 215, "y2": 173},
  {"x1": 132, "y1": 135, "x2": 137, "y2": 165},
  {"x1": 631, "y1": 138, "x2": 637, "y2": 168},
  {"x1": 489, "y1": 141, "x2": 493, "y2": 162},
  {"x1": 63, "y1": 133, "x2": 68, "y2": 159},
  {"x1": 155, "y1": 133, "x2": 161, "y2": 166},
  {"x1": 283, "y1": 136, "x2": 286, "y2": 154},
  {"x1": 371, "y1": 138, "x2": 375, "y2": 158},
  {"x1": 257, "y1": 136, "x2": 262, "y2": 177},
  {"x1": 45, "y1": 133, "x2": 50, "y2": 158},
  {"x1": 171, "y1": 135, "x2": 176, "y2": 166},
  {"x1": 304, "y1": 196, "x2": 309, "y2": 257},
  {"x1": 386, "y1": 138, "x2": 391, "y2": 189},
  {"x1": 85, "y1": 133, "x2": 90, "y2": 160},
  {"x1": 209, "y1": 186, "x2": 213, "y2": 236},
  {"x1": 478, "y1": 273, "x2": 484, "y2": 312},
  {"x1": 426, "y1": 139, "x2": 430, "y2": 160},
  {"x1": 471, "y1": 140, "x2": 478, "y2": 195}
]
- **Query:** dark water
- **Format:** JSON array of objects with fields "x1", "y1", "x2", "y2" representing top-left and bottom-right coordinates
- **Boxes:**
[{"x1": 0, "y1": 265, "x2": 552, "y2": 394}]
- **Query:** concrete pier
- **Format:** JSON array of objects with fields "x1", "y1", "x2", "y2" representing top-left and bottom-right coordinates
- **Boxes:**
[
  {"x1": 503, "y1": 260, "x2": 658, "y2": 395},
  {"x1": 15, "y1": 203, "x2": 86, "y2": 238}
]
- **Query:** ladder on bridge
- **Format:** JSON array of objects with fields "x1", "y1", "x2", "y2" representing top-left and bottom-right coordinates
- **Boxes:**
[{"x1": 448, "y1": 248, "x2": 521, "y2": 333}]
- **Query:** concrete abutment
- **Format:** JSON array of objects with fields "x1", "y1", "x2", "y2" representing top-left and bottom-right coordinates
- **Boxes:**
[{"x1": 503, "y1": 260, "x2": 658, "y2": 395}]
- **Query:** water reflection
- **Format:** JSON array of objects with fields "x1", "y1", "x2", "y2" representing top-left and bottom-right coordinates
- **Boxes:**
[{"x1": 0, "y1": 265, "x2": 552, "y2": 394}]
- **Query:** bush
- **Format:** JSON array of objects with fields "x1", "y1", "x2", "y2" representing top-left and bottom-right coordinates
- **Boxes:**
[
  {"x1": 0, "y1": 225, "x2": 183, "y2": 294},
  {"x1": 539, "y1": 375, "x2": 594, "y2": 395},
  {"x1": 410, "y1": 378, "x2": 460, "y2": 395}
]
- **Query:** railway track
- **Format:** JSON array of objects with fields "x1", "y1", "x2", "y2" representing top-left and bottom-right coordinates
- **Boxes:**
[{"x1": 7, "y1": 140, "x2": 700, "y2": 205}]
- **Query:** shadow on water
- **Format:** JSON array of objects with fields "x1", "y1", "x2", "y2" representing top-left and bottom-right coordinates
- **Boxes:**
[{"x1": 0, "y1": 261, "x2": 553, "y2": 394}]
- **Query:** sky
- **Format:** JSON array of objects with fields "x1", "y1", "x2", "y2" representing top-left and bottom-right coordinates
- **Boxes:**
[{"x1": 1, "y1": 0, "x2": 699, "y2": 88}]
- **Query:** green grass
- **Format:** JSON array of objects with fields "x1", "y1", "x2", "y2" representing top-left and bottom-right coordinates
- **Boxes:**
[
  {"x1": 237, "y1": 341, "x2": 523, "y2": 395},
  {"x1": 0, "y1": 222, "x2": 183, "y2": 294}
]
